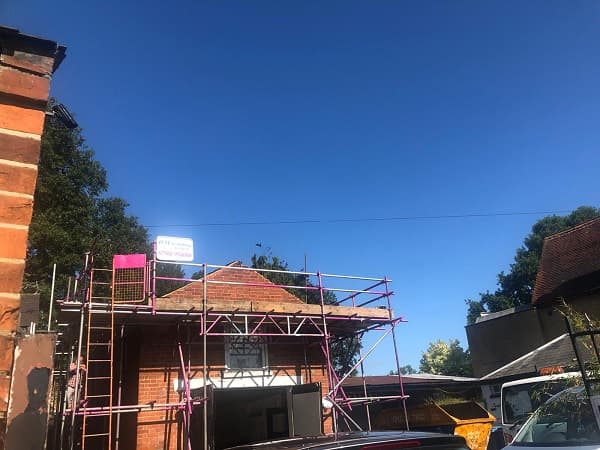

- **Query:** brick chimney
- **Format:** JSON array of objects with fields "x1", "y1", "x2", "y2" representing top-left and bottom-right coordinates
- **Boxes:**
[{"x1": 0, "y1": 25, "x2": 65, "y2": 438}]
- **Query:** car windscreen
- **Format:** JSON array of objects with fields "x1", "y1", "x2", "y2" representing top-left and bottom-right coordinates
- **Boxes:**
[
  {"x1": 502, "y1": 379, "x2": 576, "y2": 425},
  {"x1": 510, "y1": 387, "x2": 600, "y2": 446}
]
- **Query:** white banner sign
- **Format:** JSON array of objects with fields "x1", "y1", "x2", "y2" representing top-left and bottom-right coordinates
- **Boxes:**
[{"x1": 156, "y1": 236, "x2": 194, "y2": 262}]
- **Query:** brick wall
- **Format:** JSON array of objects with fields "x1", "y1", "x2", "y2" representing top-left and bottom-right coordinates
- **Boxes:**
[
  {"x1": 164, "y1": 262, "x2": 305, "y2": 304},
  {"x1": 0, "y1": 26, "x2": 64, "y2": 441},
  {"x1": 130, "y1": 329, "x2": 330, "y2": 450}
]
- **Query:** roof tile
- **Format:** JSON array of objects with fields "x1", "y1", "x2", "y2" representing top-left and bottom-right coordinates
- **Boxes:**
[{"x1": 533, "y1": 217, "x2": 600, "y2": 304}]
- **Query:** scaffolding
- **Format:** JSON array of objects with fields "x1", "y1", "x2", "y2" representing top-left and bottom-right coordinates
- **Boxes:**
[{"x1": 50, "y1": 250, "x2": 409, "y2": 450}]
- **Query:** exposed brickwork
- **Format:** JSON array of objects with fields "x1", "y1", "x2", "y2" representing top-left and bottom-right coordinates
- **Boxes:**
[
  {"x1": 0, "y1": 227, "x2": 29, "y2": 260},
  {"x1": 0, "y1": 298, "x2": 20, "y2": 335},
  {"x1": 0, "y1": 378, "x2": 9, "y2": 411},
  {"x1": 0, "y1": 50, "x2": 55, "y2": 76},
  {"x1": 0, "y1": 261, "x2": 25, "y2": 294},
  {"x1": 0, "y1": 26, "x2": 63, "y2": 441},
  {"x1": 143, "y1": 264, "x2": 340, "y2": 446},
  {"x1": 0, "y1": 337, "x2": 15, "y2": 371},
  {"x1": 0, "y1": 66, "x2": 50, "y2": 102},
  {"x1": 0, "y1": 103, "x2": 46, "y2": 135},
  {"x1": 0, "y1": 194, "x2": 34, "y2": 225},
  {"x1": 0, "y1": 133, "x2": 41, "y2": 164},
  {"x1": 0, "y1": 163, "x2": 37, "y2": 196},
  {"x1": 164, "y1": 262, "x2": 305, "y2": 305},
  {"x1": 132, "y1": 334, "x2": 330, "y2": 450}
]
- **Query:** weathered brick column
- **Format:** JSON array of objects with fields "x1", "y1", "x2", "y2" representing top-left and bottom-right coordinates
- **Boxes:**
[{"x1": 0, "y1": 25, "x2": 65, "y2": 443}]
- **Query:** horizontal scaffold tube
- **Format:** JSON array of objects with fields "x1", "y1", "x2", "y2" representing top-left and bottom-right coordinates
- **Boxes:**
[{"x1": 66, "y1": 398, "x2": 207, "y2": 416}]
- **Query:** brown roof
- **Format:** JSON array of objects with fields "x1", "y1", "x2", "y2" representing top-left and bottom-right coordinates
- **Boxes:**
[
  {"x1": 532, "y1": 217, "x2": 600, "y2": 304},
  {"x1": 157, "y1": 262, "x2": 391, "y2": 323},
  {"x1": 162, "y1": 261, "x2": 303, "y2": 305},
  {"x1": 342, "y1": 374, "x2": 478, "y2": 387}
]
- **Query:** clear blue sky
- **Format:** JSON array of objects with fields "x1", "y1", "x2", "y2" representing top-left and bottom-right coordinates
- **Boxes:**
[{"x1": 4, "y1": 1, "x2": 600, "y2": 373}]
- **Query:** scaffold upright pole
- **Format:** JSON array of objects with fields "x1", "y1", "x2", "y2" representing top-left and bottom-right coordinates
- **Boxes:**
[
  {"x1": 178, "y1": 341, "x2": 192, "y2": 450},
  {"x1": 317, "y1": 271, "x2": 337, "y2": 434},
  {"x1": 70, "y1": 252, "x2": 90, "y2": 450},
  {"x1": 385, "y1": 277, "x2": 409, "y2": 430},
  {"x1": 152, "y1": 241, "x2": 157, "y2": 314},
  {"x1": 359, "y1": 343, "x2": 372, "y2": 431},
  {"x1": 48, "y1": 263, "x2": 57, "y2": 331},
  {"x1": 203, "y1": 262, "x2": 208, "y2": 450},
  {"x1": 115, "y1": 324, "x2": 125, "y2": 450}
]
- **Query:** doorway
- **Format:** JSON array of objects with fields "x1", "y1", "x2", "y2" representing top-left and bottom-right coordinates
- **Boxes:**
[{"x1": 205, "y1": 383, "x2": 321, "y2": 450}]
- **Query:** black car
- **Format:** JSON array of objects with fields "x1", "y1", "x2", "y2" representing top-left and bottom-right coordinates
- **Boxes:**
[{"x1": 223, "y1": 431, "x2": 469, "y2": 450}]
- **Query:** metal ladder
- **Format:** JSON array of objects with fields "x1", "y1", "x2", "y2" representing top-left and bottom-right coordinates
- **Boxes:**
[{"x1": 81, "y1": 267, "x2": 114, "y2": 450}]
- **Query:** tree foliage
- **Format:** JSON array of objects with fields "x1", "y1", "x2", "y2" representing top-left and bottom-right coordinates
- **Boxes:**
[
  {"x1": 155, "y1": 263, "x2": 187, "y2": 297},
  {"x1": 389, "y1": 365, "x2": 417, "y2": 375},
  {"x1": 419, "y1": 339, "x2": 472, "y2": 376},
  {"x1": 466, "y1": 206, "x2": 600, "y2": 324},
  {"x1": 251, "y1": 253, "x2": 362, "y2": 376},
  {"x1": 25, "y1": 102, "x2": 151, "y2": 323}
]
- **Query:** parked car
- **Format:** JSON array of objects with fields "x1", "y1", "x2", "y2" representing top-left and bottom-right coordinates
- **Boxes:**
[
  {"x1": 504, "y1": 386, "x2": 600, "y2": 449},
  {"x1": 501, "y1": 372, "x2": 581, "y2": 443},
  {"x1": 223, "y1": 431, "x2": 469, "y2": 450}
]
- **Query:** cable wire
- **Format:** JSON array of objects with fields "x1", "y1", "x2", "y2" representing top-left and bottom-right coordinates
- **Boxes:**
[{"x1": 145, "y1": 209, "x2": 572, "y2": 228}]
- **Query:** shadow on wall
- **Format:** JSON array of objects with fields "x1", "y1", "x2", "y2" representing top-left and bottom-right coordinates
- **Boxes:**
[{"x1": 5, "y1": 367, "x2": 50, "y2": 450}]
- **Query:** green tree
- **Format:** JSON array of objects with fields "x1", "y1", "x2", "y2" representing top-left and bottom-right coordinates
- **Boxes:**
[
  {"x1": 466, "y1": 206, "x2": 600, "y2": 324},
  {"x1": 389, "y1": 365, "x2": 417, "y2": 375},
  {"x1": 251, "y1": 252, "x2": 362, "y2": 376},
  {"x1": 419, "y1": 339, "x2": 472, "y2": 376},
  {"x1": 91, "y1": 197, "x2": 150, "y2": 266},
  {"x1": 155, "y1": 263, "x2": 187, "y2": 297},
  {"x1": 25, "y1": 110, "x2": 106, "y2": 294},
  {"x1": 250, "y1": 253, "x2": 307, "y2": 300},
  {"x1": 25, "y1": 102, "x2": 151, "y2": 324}
]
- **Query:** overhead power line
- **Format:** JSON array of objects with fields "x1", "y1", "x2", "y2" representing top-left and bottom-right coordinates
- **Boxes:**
[{"x1": 145, "y1": 209, "x2": 572, "y2": 228}]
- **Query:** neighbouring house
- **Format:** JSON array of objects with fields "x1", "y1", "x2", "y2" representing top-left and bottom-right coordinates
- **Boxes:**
[
  {"x1": 53, "y1": 257, "x2": 399, "y2": 450},
  {"x1": 467, "y1": 217, "x2": 600, "y2": 413}
]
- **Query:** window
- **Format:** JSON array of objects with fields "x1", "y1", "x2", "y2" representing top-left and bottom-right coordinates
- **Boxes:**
[{"x1": 225, "y1": 335, "x2": 267, "y2": 369}]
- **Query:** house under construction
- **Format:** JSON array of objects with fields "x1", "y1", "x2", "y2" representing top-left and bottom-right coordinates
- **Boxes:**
[{"x1": 49, "y1": 247, "x2": 408, "y2": 450}]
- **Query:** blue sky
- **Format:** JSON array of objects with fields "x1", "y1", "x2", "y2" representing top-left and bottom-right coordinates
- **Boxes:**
[{"x1": 4, "y1": 1, "x2": 599, "y2": 373}]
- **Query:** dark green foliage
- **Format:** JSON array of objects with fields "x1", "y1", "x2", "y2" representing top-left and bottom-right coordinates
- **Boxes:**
[
  {"x1": 389, "y1": 365, "x2": 417, "y2": 375},
  {"x1": 466, "y1": 206, "x2": 600, "y2": 324},
  {"x1": 91, "y1": 197, "x2": 151, "y2": 267},
  {"x1": 250, "y1": 254, "x2": 308, "y2": 300},
  {"x1": 251, "y1": 253, "x2": 362, "y2": 376},
  {"x1": 155, "y1": 263, "x2": 187, "y2": 297},
  {"x1": 25, "y1": 102, "x2": 151, "y2": 325},
  {"x1": 25, "y1": 113, "x2": 107, "y2": 294}
]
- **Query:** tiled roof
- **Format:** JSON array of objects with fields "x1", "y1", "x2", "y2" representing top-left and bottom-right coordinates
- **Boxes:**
[
  {"x1": 155, "y1": 262, "x2": 392, "y2": 325},
  {"x1": 162, "y1": 261, "x2": 304, "y2": 304},
  {"x1": 480, "y1": 334, "x2": 578, "y2": 380},
  {"x1": 532, "y1": 217, "x2": 600, "y2": 304}
]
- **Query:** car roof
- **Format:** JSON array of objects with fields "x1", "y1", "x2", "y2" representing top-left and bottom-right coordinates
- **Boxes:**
[{"x1": 224, "y1": 431, "x2": 467, "y2": 450}]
